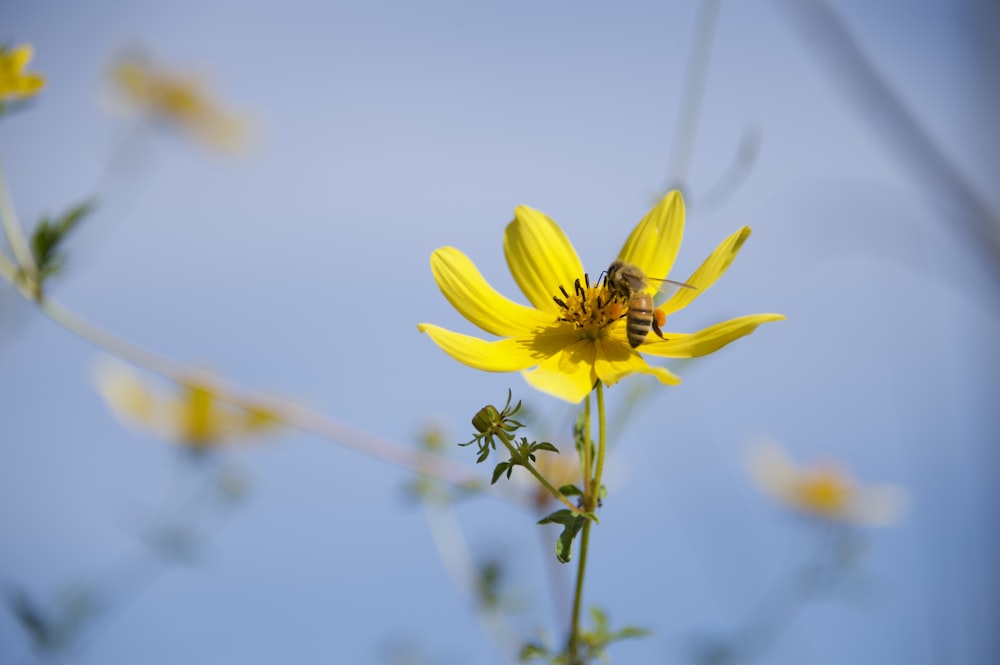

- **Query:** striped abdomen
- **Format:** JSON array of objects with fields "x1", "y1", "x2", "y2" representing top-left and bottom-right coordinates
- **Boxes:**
[{"x1": 625, "y1": 292, "x2": 654, "y2": 348}]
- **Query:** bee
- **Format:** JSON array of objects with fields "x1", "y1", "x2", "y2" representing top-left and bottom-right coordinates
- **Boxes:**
[{"x1": 606, "y1": 260, "x2": 695, "y2": 348}]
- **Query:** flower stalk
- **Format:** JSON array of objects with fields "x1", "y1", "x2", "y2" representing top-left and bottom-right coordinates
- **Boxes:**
[
  {"x1": 567, "y1": 382, "x2": 608, "y2": 663},
  {"x1": 495, "y1": 434, "x2": 582, "y2": 515},
  {"x1": 0, "y1": 138, "x2": 38, "y2": 286}
]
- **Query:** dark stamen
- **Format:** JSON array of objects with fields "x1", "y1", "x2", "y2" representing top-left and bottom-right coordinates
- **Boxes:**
[
  {"x1": 553, "y1": 296, "x2": 568, "y2": 310},
  {"x1": 584, "y1": 273, "x2": 590, "y2": 288},
  {"x1": 559, "y1": 285, "x2": 570, "y2": 299}
]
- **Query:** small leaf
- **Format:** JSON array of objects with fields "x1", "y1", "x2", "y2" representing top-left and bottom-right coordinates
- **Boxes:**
[
  {"x1": 532, "y1": 441, "x2": 559, "y2": 454},
  {"x1": 612, "y1": 626, "x2": 651, "y2": 639},
  {"x1": 491, "y1": 461, "x2": 510, "y2": 485},
  {"x1": 590, "y1": 606, "x2": 609, "y2": 632},
  {"x1": 540, "y1": 509, "x2": 587, "y2": 563},
  {"x1": 558, "y1": 484, "x2": 583, "y2": 497},
  {"x1": 573, "y1": 408, "x2": 587, "y2": 451},
  {"x1": 537, "y1": 508, "x2": 577, "y2": 526},
  {"x1": 554, "y1": 515, "x2": 586, "y2": 563},
  {"x1": 30, "y1": 200, "x2": 94, "y2": 282},
  {"x1": 518, "y1": 642, "x2": 549, "y2": 661}
]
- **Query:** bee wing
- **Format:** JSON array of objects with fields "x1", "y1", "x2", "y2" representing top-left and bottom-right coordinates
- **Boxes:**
[{"x1": 648, "y1": 276, "x2": 697, "y2": 293}]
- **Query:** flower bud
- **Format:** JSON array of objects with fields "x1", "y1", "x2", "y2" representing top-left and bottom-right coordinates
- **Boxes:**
[{"x1": 472, "y1": 405, "x2": 501, "y2": 434}]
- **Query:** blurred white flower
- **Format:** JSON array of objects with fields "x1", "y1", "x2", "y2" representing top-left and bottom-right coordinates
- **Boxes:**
[{"x1": 748, "y1": 442, "x2": 906, "y2": 526}]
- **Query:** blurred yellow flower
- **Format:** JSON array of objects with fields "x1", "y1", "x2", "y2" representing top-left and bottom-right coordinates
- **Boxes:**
[
  {"x1": 109, "y1": 53, "x2": 246, "y2": 152},
  {"x1": 0, "y1": 44, "x2": 45, "y2": 101},
  {"x1": 418, "y1": 191, "x2": 784, "y2": 403},
  {"x1": 95, "y1": 358, "x2": 277, "y2": 449},
  {"x1": 748, "y1": 442, "x2": 906, "y2": 526}
]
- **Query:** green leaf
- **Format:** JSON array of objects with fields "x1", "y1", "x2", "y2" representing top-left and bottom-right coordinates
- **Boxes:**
[
  {"x1": 554, "y1": 517, "x2": 585, "y2": 563},
  {"x1": 537, "y1": 508, "x2": 576, "y2": 526},
  {"x1": 539, "y1": 510, "x2": 587, "y2": 564},
  {"x1": 590, "y1": 606, "x2": 608, "y2": 632},
  {"x1": 518, "y1": 642, "x2": 549, "y2": 661},
  {"x1": 532, "y1": 441, "x2": 559, "y2": 454},
  {"x1": 612, "y1": 626, "x2": 651, "y2": 639},
  {"x1": 491, "y1": 461, "x2": 510, "y2": 485},
  {"x1": 558, "y1": 484, "x2": 582, "y2": 497},
  {"x1": 573, "y1": 408, "x2": 587, "y2": 451},
  {"x1": 30, "y1": 200, "x2": 94, "y2": 282}
]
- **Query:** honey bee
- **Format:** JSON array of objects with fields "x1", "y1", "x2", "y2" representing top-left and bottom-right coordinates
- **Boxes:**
[{"x1": 606, "y1": 260, "x2": 695, "y2": 348}]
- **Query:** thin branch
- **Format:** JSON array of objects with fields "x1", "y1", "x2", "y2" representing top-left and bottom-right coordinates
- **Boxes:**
[{"x1": 776, "y1": 0, "x2": 1000, "y2": 288}]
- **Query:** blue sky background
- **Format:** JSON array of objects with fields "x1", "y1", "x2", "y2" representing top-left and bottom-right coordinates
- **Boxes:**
[{"x1": 1, "y1": 1, "x2": 998, "y2": 663}]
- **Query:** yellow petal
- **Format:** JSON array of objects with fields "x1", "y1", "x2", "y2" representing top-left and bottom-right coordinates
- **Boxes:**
[
  {"x1": 521, "y1": 342, "x2": 598, "y2": 403},
  {"x1": 9, "y1": 45, "x2": 33, "y2": 70},
  {"x1": 182, "y1": 385, "x2": 217, "y2": 444},
  {"x1": 504, "y1": 206, "x2": 585, "y2": 314},
  {"x1": 417, "y1": 323, "x2": 567, "y2": 372},
  {"x1": 593, "y1": 337, "x2": 681, "y2": 387},
  {"x1": 112, "y1": 59, "x2": 152, "y2": 102},
  {"x1": 615, "y1": 191, "x2": 685, "y2": 287},
  {"x1": 642, "y1": 313, "x2": 785, "y2": 358},
  {"x1": 194, "y1": 112, "x2": 248, "y2": 153},
  {"x1": 0, "y1": 45, "x2": 45, "y2": 98},
  {"x1": 95, "y1": 360, "x2": 159, "y2": 431},
  {"x1": 661, "y1": 226, "x2": 750, "y2": 316},
  {"x1": 178, "y1": 386, "x2": 278, "y2": 447},
  {"x1": 430, "y1": 246, "x2": 553, "y2": 336},
  {"x1": 747, "y1": 442, "x2": 800, "y2": 504}
]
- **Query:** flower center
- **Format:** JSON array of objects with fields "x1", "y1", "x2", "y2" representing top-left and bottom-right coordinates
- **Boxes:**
[
  {"x1": 795, "y1": 467, "x2": 851, "y2": 515},
  {"x1": 552, "y1": 274, "x2": 625, "y2": 335}
]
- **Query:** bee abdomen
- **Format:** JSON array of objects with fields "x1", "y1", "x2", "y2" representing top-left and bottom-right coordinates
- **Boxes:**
[{"x1": 625, "y1": 293, "x2": 654, "y2": 348}]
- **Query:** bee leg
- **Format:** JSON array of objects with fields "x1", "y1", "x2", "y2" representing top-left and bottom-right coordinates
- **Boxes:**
[{"x1": 651, "y1": 312, "x2": 665, "y2": 339}]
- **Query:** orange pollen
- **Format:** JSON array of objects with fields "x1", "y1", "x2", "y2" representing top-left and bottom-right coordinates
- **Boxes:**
[{"x1": 552, "y1": 274, "x2": 623, "y2": 332}]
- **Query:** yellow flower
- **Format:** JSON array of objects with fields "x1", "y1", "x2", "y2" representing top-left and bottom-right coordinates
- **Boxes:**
[
  {"x1": 748, "y1": 442, "x2": 907, "y2": 526},
  {"x1": 95, "y1": 358, "x2": 276, "y2": 450},
  {"x1": 109, "y1": 53, "x2": 246, "y2": 152},
  {"x1": 0, "y1": 44, "x2": 45, "y2": 101},
  {"x1": 417, "y1": 191, "x2": 784, "y2": 403}
]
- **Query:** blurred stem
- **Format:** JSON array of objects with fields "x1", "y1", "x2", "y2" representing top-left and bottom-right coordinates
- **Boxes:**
[
  {"x1": 567, "y1": 383, "x2": 607, "y2": 663},
  {"x1": 777, "y1": 0, "x2": 1000, "y2": 287},
  {"x1": 0, "y1": 137, "x2": 38, "y2": 279},
  {"x1": 421, "y1": 493, "x2": 521, "y2": 659},
  {"x1": 0, "y1": 278, "x2": 508, "y2": 498},
  {"x1": 667, "y1": 0, "x2": 722, "y2": 191}
]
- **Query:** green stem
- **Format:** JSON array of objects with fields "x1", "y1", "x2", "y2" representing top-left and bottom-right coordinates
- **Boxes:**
[
  {"x1": 567, "y1": 382, "x2": 607, "y2": 663},
  {"x1": 496, "y1": 435, "x2": 582, "y2": 515},
  {"x1": 0, "y1": 136, "x2": 38, "y2": 279},
  {"x1": 567, "y1": 519, "x2": 592, "y2": 664},
  {"x1": 591, "y1": 382, "x2": 608, "y2": 501},
  {"x1": 581, "y1": 392, "x2": 592, "y2": 500}
]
